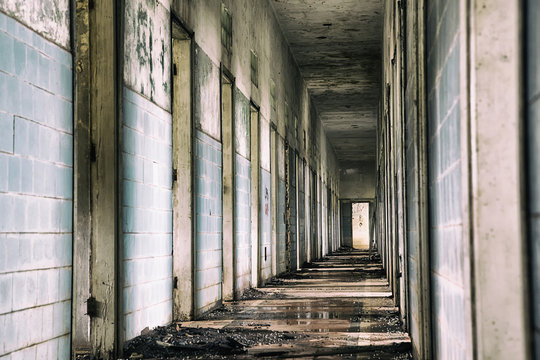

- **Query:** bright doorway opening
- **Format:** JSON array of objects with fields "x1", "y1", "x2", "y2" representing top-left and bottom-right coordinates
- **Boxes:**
[{"x1": 352, "y1": 202, "x2": 369, "y2": 249}]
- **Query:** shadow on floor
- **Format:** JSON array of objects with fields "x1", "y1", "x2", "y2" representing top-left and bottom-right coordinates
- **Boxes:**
[{"x1": 123, "y1": 248, "x2": 412, "y2": 359}]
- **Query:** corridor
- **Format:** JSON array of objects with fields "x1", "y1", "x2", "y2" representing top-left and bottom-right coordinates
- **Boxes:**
[
  {"x1": 0, "y1": 0, "x2": 539, "y2": 359},
  {"x1": 123, "y1": 248, "x2": 411, "y2": 359}
]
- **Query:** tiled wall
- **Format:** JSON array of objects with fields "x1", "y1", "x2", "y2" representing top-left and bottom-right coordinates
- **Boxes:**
[
  {"x1": 122, "y1": 87, "x2": 173, "y2": 341},
  {"x1": 260, "y1": 169, "x2": 272, "y2": 281},
  {"x1": 0, "y1": 13, "x2": 72, "y2": 359},
  {"x1": 426, "y1": 1, "x2": 467, "y2": 358},
  {"x1": 195, "y1": 130, "x2": 223, "y2": 314},
  {"x1": 527, "y1": 0, "x2": 540, "y2": 355},
  {"x1": 234, "y1": 154, "x2": 251, "y2": 293}
]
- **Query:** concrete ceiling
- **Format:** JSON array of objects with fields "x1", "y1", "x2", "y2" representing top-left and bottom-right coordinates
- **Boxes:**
[{"x1": 270, "y1": 0, "x2": 382, "y2": 164}]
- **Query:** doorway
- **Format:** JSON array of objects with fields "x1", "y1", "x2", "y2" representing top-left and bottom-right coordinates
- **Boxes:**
[
  {"x1": 171, "y1": 20, "x2": 193, "y2": 320},
  {"x1": 352, "y1": 202, "x2": 370, "y2": 249},
  {"x1": 250, "y1": 104, "x2": 260, "y2": 286},
  {"x1": 221, "y1": 70, "x2": 234, "y2": 301}
]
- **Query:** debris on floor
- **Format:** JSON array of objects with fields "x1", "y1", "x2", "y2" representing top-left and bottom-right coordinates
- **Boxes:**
[
  {"x1": 123, "y1": 322, "x2": 305, "y2": 359},
  {"x1": 122, "y1": 249, "x2": 412, "y2": 359}
]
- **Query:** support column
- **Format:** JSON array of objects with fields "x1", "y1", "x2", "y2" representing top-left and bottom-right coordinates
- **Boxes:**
[
  {"x1": 469, "y1": 0, "x2": 530, "y2": 357},
  {"x1": 250, "y1": 106, "x2": 260, "y2": 287},
  {"x1": 221, "y1": 73, "x2": 234, "y2": 301},
  {"x1": 271, "y1": 125, "x2": 278, "y2": 276},
  {"x1": 172, "y1": 25, "x2": 193, "y2": 320},
  {"x1": 89, "y1": 0, "x2": 118, "y2": 357},
  {"x1": 72, "y1": 0, "x2": 91, "y2": 355},
  {"x1": 73, "y1": 1, "x2": 118, "y2": 357}
]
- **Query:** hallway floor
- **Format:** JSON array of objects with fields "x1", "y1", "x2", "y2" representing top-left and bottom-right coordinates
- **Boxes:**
[{"x1": 123, "y1": 249, "x2": 411, "y2": 359}]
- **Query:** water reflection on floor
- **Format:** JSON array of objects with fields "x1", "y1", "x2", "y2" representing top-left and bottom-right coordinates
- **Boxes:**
[{"x1": 186, "y1": 248, "x2": 412, "y2": 359}]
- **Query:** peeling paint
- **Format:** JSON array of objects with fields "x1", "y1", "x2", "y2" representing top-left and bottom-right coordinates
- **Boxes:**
[
  {"x1": 260, "y1": 117, "x2": 271, "y2": 171},
  {"x1": 194, "y1": 44, "x2": 220, "y2": 140},
  {"x1": 0, "y1": 0, "x2": 70, "y2": 48},
  {"x1": 124, "y1": 0, "x2": 171, "y2": 110},
  {"x1": 234, "y1": 88, "x2": 250, "y2": 158}
]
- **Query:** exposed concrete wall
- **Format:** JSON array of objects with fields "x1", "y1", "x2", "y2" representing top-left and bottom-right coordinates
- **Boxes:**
[
  {"x1": 528, "y1": 0, "x2": 540, "y2": 355},
  {"x1": 340, "y1": 162, "x2": 376, "y2": 200},
  {"x1": 0, "y1": 10, "x2": 72, "y2": 359}
]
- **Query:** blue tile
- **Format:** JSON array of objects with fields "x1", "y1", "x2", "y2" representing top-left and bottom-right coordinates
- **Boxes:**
[
  {"x1": 14, "y1": 19, "x2": 32, "y2": 45},
  {"x1": 0, "y1": 153, "x2": 8, "y2": 192},
  {"x1": 60, "y1": 64, "x2": 72, "y2": 99},
  {"x1": 32, "y1": 86, "x2": 48, "y2": 124},
  {"x1": 0, "y1": 113, "x2": 13, "y2": 153},
  {"x1": 0, "y1": 12, "x2": 6, "y2": 31},
  {"x1": 59, "y1": 98, "x2": 73, "y2": 133},
  {"x1": 7, "y1": 156, "x2": 20, "y2": 192},
  {"x1": 58, "y1": 48, "x2": 72, "y2": 68},
  {"x1": 123, "y1": 207, "x2": 135, "y2": 233},
  {"x1": 58, "y1": 166, "x2": 72, "y2": 199},
  {"x1": 58, "y1": 268, "x2": 71, "y2": 300},
  {"x1": 0, "y1": 274, "x2": 12, "y2": 314},
  {"x1": 3, "y1": 14, "x2": 18, "y2": 38},
  {"x1": 20, "y1": 157, "x2": 33, "y2": 194},
  {"x1": 5, "y1": 74, "x2": 20, "y2": 115},
  {"x1": 123, "y1": 100, "x2": 138, "y2": 128},
  {"x1": 37, "y1": 53, "x2": 50, "y2": 90},
  {"x1": 27, "y1": 119, "x2": 40, "y2": 158},
  {"x1": 19, "y1": 81, "x2": 34, "y2": 120},
  {"x1": 60, "y1": 200, "x2": 73, "y2": 232},
  {"x1": 12, "y1": 39, "x2": 26, "y2": 77},
  {"x1": 48, "y1": 59, "x2": 62, "y2": 95},
  {"x1": 59, "y1": 133, "x2": 73, "y2": 166},
  {"x1": 0, "y1": 31, "x2": 14, "y2": 74}
]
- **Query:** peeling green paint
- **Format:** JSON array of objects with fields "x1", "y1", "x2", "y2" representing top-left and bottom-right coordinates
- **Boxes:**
[
  {"x1": 0, "y1": 0, "x2": 70, "y2": 49},
  {"x1": 124, "y1": 0, "x2": 171, "y2": 110},
  {"x1": 234, "y1": 88, "x2": 250, "y2": 158},
  {"x1": 193, "y1": 44, "x2": 220, "y2": 140}
]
